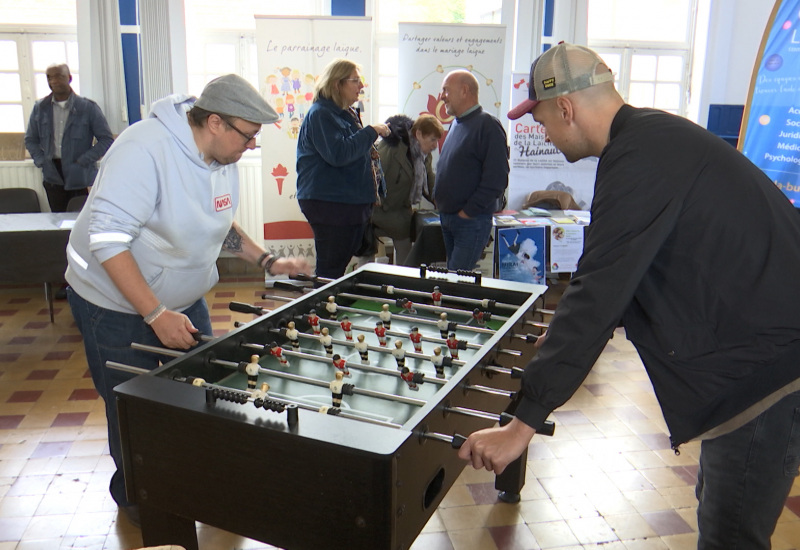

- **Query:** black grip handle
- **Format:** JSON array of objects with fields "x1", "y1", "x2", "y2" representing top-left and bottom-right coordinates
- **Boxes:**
[
  {"x1": 229, "y1": 301, "x2": 264, "y2": 315},
  {"x1": 451, "y1": 433, "x2": 467, "y2": 449},
  {"x1": 273, "y1": 281, "x2": 306, "y2": 293}
]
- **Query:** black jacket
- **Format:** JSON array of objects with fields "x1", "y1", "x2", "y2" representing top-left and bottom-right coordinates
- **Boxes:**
[{"x1": 516, "y1": 105, "x2": 800, "y2": 447}]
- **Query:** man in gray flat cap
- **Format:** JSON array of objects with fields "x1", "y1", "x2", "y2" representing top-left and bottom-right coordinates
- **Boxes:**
[{"x1": 64, "y1": 74, "x2": 309, "y2": 527}]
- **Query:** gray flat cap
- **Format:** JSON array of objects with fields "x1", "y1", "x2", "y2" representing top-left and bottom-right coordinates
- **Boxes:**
[{"x1": 195, "y1": 74, "x2": 278, "y2": 125}]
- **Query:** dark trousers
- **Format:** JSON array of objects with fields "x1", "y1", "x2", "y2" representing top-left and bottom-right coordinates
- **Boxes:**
[
  {"x1": 44, "y1": 159, "x2": 88, "y2": 212},
  {"x1": 696, "y1": 390, "x2": 800, "y2": 549},
  {"x1": 309, "y1": 222, "x2": 368, "y2": 279},
  {"x1": 67, "y1": 288, "x2": 213, "y2": 507}
]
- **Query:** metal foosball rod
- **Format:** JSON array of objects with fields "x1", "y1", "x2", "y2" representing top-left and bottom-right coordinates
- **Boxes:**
[
  {"x1": 209, "y1": 356, "x2": 429, "y2": 407},
  {"x1": 258, "y1": 327, "x2": 465, "y2": 368},
  {"x1": 335, "y1": 291, "x2": 511, "y2": 323},
  {"x1": 351, "y1": 282, "x2": 521, "y2": 313},
  {"x1": 306, "y1": 315, "x2": 478, "y2": 354},
  {"x1": 238, "y1": 341, "x2": 449, "y2": 386}
]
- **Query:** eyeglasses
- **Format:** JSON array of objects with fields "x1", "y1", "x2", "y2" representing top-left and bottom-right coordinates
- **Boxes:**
[{"x1": 219, "y1": 115, "x2": 260, "y2": 144}]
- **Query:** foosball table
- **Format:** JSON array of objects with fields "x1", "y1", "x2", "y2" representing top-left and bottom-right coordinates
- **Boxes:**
[{"x1": 114, "y1": 264, "x2": 553, "y2": 550}]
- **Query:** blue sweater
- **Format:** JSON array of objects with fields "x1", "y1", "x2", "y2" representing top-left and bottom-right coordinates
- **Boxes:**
[
  {"x1": 433, "y1": 106, "x2": 509, "y2": 216},
  {"x1": 296, "y1": 97, "x2": 378, "y2": 204}
]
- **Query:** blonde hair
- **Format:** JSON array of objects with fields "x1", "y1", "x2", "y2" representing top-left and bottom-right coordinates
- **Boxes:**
[{"x1": 314, "y1": 58, "x2": 361, "y2": 109}]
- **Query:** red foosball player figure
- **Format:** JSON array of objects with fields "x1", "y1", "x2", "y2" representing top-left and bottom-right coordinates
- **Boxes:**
[
  {"x1": 325, "y1": 295, "x2": 338, "y2": 320},
  {"x1": 245, "y1": 354, "x2": 261, "y2": 389},
  {"x1": 330, "y1": 371, "x2": 345, "y2": 407},
  {"x1": 320, "y1": 327, "x2": 334, "y2": 357},
  {"x1": 332, "y1": 353, "x2": 350, "y2": 376},
  {"x1": 446, "y1": 332, "x2": 460, "y2": 359},
  {"x1": 392, "y1": 340, "x2": 406, "y2": 371},
  {"x1": 398, "y1": 298, "x2": 417, "y2": 314},
  {"x1": 307, "y1": 309, "x2": 321, "y2": 335},
  {"x1": 285, "y1": 321, "x2": 300, "y2": 350},
  {"x1": 269, "y1": 342, "x2": 289, "y2": 367},
  {"x1": 437, "y1": 312, "x2": 450, "y2": 339},
  {"x1": 431, "y1": 286, "x2": 443, "y2": 307},
  {"x1": 472, "y1": 308, "x2": 485, "y2": 326},
  {"x1": 379, "y1": 303, "x2": 392, "y2": 329},
  {"x1": 409, "y1": 326, "x2": 423, "y2": 353},
  {"x1": 400, "y1": 366, "x2": 421, "y2": 391},
  {"x1": 355, "y1": 334, "x2": 369, "y2": 364},
  {"x1": 340, "y1": 315, "x2": 353, "y2": 341},
  {"x1": 375, "y1": 321, "x2": 387, "y2": 347}
]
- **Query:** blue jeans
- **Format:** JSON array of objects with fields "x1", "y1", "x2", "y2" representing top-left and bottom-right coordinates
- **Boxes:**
[
  {"x1": 67, "y1": 287, "x2": 212, "y2": 507},
  {"x1": 696, "y1": 390, "x2": 800, "y2": 549},
  {"x1": 439, "y1": 212, "x2": 492, "y2": 271}
]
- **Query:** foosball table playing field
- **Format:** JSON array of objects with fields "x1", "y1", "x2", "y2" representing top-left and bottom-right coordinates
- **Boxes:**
[{"x1": 113, "y1": 264, "x2": 555, "y2": 550}]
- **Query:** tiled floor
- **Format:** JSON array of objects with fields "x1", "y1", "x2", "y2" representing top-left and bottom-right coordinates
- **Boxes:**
[{"x1": 1, "y1": 277, "x2": 800, "y2": 550}]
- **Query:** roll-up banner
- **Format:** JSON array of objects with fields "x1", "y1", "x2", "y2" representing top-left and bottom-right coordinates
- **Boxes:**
[
  {"x1": 740, "y1": 0, "x2": 800, "y2": 205},
  {"x1": 255, "y1": 16, "x2": 373, "y2": 266}
]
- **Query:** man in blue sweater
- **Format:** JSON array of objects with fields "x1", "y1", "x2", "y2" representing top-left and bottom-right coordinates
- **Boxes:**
[{"x1": 434, "y1": 70, "x2": 509, "y2": 271}]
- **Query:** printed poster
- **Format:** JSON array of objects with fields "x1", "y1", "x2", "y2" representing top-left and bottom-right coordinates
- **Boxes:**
[
  {"x1": 549, "y1": 224, "x2": 584, "y2": 273},
  {"x1": 496, "y1": 226, "x2": 546, "y2": 284},
  {"x1": 255, "y1": 16, "x2": 373, "y2": 268},
  {"x1": 397, "y1": 22, "x2": 506, "y2": 155},
  {"x1": 740, "y1": 0, "x2": 800, "y2": 205},
  {"x1": 507, "y1": 71, "x2": 597, "y2": 212}
]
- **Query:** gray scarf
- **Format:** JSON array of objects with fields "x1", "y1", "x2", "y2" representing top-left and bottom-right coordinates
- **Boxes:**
[{"x1": 409, "y1": 137, "x2": 427, "y2": 204}]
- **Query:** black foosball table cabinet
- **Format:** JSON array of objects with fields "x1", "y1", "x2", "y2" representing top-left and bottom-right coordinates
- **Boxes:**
[{"x1": 115, "y1": 264, "x2": 551, "y2": 550}]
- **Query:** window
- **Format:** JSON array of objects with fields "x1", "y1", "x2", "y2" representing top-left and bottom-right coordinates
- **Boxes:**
[
  {"x1": 587, "y1": 0, "x2": 697, "y2": 116},
  {"x1": 183, "y1": 0, "x2": 323, "y2": 96},
  {"x1": 0, "y1": 1, "x2": 78, "y2": 132},
  {"x1": 0, "y1": 32, "x2": 79, "y2": 132}
]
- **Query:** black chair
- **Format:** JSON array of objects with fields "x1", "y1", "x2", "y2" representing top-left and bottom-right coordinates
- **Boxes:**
[
  {"x1": 0, "y1": 187, "x2": 40, "y2": 214},
  {"x1": 0, "y1": 187, "x2": 61, "y2": 321},
  {"x1": 66, "y1": 195, "x2": 87, "y2": 212}
]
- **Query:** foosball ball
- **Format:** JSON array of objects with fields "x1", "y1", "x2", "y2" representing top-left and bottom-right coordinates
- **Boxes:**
[{"x1": 114, "y1": 264, "x2": 554, "y2": 550}]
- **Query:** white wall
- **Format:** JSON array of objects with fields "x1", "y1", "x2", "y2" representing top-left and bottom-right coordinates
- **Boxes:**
[{"x1": 695, "y1": 0, "x2": 773, "y2": 127}]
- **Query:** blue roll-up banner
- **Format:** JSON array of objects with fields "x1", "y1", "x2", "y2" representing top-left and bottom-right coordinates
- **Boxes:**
[{"x1": 740, "y1": 0, "x2": 800, "y2": 205}]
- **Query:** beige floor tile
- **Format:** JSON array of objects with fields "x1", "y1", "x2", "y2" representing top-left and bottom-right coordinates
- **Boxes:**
[
  {"x1": 528, "y1": 520, "x2": 580, "y2": 549},
  {"x1": 604, "y1": 513, "x2": 658, "y2": 540},
  {"x1": 566, "y1": 516, "x2": 618, "y2": 545},
  {"x1": 448, "y1": 527, "x2": 499, "y2": 550},
  {"x1": 624, "y1": 490, "x2": 672, "y2": 514}
]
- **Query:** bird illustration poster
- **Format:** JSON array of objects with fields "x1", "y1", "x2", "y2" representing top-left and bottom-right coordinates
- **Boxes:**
[{"x1": 496, "y1": 226, "x2": 546, "y2": 284}]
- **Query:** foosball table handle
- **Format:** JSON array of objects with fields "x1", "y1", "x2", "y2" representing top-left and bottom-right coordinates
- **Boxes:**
[{"x1": 229, "y1": 301, "x2": 266, "y2": 315}]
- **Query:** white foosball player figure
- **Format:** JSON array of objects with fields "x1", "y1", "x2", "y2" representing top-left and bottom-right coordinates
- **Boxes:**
[
  {"x1": 251, "y1": 381, "x2": 270, "y2": 400},
  {"x1": 320, "y1": 327, "x2": 333, "y2": 357},
  {"x1": 392, "y1": 340, "x2": 406, "y2": 370},
  {"x1": 245, "y1": 354, "x2": 260, "y2": 389},
  {"x1": 325, "y1": 295, "x2": 338, "y2": 320},
  {"x1": 379, "y1": 304, "x2": 392, "y2": 329},
  {"x1": 431, "y1": 346, "x2": 445, "y2": 378},
  {"x1": 355, "y1": 334, "x2": 369, "y2": 364},
  {"x1": 437, "y1": 313, "x2": 450, "y2": 339},
  {"x1": 285, "y1": 321, "x2": 300, "y2": 350},
  {"x1": 330, "y1": 371, "x2": 345, "y2": 407}
]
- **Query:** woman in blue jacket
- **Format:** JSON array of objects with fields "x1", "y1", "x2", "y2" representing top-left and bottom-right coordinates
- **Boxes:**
[{"x1": 296, "y1": 58, "x2": 389, "y2": 278}]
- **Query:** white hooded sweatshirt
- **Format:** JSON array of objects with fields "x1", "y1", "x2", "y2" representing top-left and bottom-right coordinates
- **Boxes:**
[{"x1": 66, "y1": 95, "x2": 239, "y2": 314}]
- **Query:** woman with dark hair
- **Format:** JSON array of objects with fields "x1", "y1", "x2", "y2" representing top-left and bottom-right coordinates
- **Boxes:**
[
  {"x1": 296, "y1": 58, "x2": 390, "y2": 278},
  {"x1": 373, "y1": 114, "x2": 444, "y2": 265}
]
